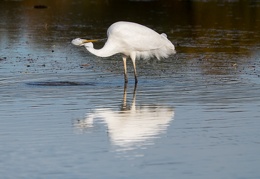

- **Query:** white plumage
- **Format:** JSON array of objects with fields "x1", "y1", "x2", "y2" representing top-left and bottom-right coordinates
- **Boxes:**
[{"x1": 72, "y1": 21, "x2": 176, "y2": 83}]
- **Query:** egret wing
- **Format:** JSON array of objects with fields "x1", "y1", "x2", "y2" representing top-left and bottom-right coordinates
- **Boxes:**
[{"x1": 108, "y1": 22, "x2": 165, "y2": 51}]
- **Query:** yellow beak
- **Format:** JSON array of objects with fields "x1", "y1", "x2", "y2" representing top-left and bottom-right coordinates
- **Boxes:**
[{"x1": 81, "y1": 39, "x2": 99, "y2": 44}]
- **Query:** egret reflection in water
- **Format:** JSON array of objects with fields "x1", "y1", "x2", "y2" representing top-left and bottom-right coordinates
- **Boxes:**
[{"x1": 74, "y1": 85, "x2": 174, "y2": 149}]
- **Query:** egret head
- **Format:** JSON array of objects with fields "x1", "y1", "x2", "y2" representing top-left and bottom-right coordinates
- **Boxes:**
[{"x1": 71, "y1": 38, "x2": 98, "y2": 46}]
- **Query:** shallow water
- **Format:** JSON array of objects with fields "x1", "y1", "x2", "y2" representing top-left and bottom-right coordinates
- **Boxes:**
[{"x1": 1, "y1": 0, "x2": 260, "y2": 178}]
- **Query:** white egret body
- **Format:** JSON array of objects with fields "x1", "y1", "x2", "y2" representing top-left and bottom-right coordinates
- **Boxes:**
[{"x1": 72, "y1": 21, "x2": 176, "y2": 83}]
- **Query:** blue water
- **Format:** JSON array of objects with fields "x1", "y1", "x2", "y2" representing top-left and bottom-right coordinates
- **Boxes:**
[{"x1": 1, "y1": 0, "x2": 260, "y2": 178}]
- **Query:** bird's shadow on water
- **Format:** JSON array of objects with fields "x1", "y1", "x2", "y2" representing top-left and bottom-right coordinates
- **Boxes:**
[
  {"x1": 73, "y1": 83, "x2": 175, "y2": 151},
  {"x1": 26, "y1": 81, "x2": 96, "y2": 86}
]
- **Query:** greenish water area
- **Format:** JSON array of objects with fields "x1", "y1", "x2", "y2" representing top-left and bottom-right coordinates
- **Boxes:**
[{"x1": 0, "y1": 0, "x2": 260, "y2": 178}]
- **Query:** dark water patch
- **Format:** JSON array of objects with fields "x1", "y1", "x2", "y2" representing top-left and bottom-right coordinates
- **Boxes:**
[
  {"x1": 26, "y1": 81, "x2": 95, "y2": 86},
  {"x1": 0, "y1": 57, "x2": 7, "y2": 61},
  {"x1": 33, "y1": 5, "x2": 48, "y2": 9}
]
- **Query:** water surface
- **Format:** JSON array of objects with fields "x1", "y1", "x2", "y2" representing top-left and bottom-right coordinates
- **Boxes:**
[{"x1": 0, "y1": 0, "x2": 260, "y2": 178}]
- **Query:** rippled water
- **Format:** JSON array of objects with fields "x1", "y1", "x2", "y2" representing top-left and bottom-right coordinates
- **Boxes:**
[{"x1": 1, "y1": 0, "x2": 260, "y2": 178}]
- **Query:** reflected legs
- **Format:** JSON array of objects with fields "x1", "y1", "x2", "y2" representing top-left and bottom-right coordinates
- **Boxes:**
[{"x1": 121, "y1": 83, "x2": 137, "y2": 111}]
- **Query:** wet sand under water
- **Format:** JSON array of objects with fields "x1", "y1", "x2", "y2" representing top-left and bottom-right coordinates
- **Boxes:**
[{"x1": 1, "y1": 0, "x2": 260, "y2": 178}]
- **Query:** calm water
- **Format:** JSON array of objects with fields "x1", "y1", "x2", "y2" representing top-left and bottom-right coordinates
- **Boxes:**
[{"x1": 1, "y1": 0, "x2": 260, "y2": 178}]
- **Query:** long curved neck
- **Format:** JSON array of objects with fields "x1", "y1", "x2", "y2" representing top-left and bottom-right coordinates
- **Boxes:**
[{"x1": 86, "y1": 41, "x2": 118, "y2": 58}]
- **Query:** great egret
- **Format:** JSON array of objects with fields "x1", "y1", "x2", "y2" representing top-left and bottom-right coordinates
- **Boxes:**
[{"x1": 72, "y1": 21, "x2": 176, "y2": 83}]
